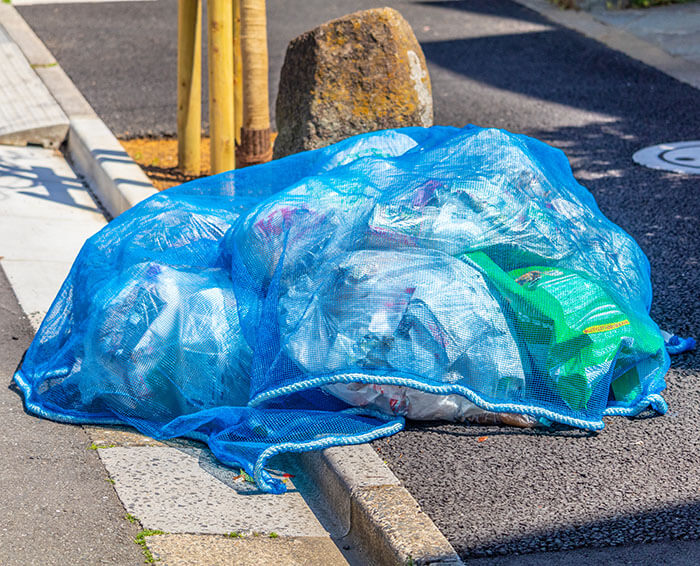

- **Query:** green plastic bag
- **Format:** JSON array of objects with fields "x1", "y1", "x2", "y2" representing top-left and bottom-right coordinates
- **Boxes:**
[{"x1": 466, "y1": 252, "x2": 664, "y2": 410}]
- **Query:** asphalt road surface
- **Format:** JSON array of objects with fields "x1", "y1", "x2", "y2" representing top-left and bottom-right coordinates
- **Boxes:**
[{"x1": 19, "y1": 0, "x2": 700, "y2": 562}]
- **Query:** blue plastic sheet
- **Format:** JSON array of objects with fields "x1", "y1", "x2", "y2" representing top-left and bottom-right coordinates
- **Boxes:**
[{"x1": 15, "y1": 126, "x2": 670, "y2": 493}]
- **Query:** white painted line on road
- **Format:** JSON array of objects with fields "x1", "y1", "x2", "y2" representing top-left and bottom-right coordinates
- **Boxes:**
[{"x1": 633, "y1": 141, "x2": 700, "y2": 175}]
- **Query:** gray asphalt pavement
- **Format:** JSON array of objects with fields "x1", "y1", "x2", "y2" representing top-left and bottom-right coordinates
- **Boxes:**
[
  {"x1": 17, "y1": 0, "x2": 700, "y2": 562},
  {"x1": 0, "y1": 266, "x2": 143, "y2": 566}
]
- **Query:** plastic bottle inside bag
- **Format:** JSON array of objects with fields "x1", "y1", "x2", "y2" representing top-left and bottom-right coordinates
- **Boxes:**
[
  {"x1": 83, "y1": 263, "x2": 252, "y2": 418},
  {"x1": 280, "y1": 249, "x2": 528, "y2": 420}
]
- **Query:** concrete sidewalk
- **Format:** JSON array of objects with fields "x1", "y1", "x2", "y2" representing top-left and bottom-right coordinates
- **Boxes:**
[
  {"x1": 515, "y1": 0, "x2": 700, "y2": 90},
  {"x1": 589, "y1": 1, "x2": 700, "y2": 66},
  {"x1": 3, "y1": 1, "x2": 696, "y2": 565}
]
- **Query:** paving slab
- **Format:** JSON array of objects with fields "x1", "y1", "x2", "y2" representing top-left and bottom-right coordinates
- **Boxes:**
[
  {"x1": 98, "y1": 445, "x2": 330, "y2": 537},
  {"x1": 0, "y1": 145, "x2": 101, "y2": 218},
  {"x1": 0, "y1": 144, "x2": 106, "y2": 329},
  {"x1": 85, "y1": 424, "x2": 166, "y2": 448},
  {"x1": 146, "y1": 533, "x2": 349, "y2": 566},
  {"x1": 1, "y1": 259, "x2": 74, "y2": 330},
  {"x1": 0, "y1": 24, "x2": 67, "y2": 147},
  {"x1": 590, "y1": 3, "x2": 700, "y2": 66},
  {"x1": 0, "y1": 216, "x2": 103, "y2": 263}
]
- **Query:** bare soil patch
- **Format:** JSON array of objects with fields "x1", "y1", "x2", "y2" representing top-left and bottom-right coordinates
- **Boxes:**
[{"x1": 120, "y1": 137, "x2": 211, "y2": 191}]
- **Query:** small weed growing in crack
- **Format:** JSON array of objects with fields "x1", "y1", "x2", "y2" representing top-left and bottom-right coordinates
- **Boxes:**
[
  {"x1": 106, "y1": 478, "x2": 115, "y2": 485},
  {"x1": 238, "y1": 469, "x2": 255, "y2": 483},
  {"x1": 135, "y1": 529, "x2": 166, "y2": 564},
  {"x1": 125, "y1": 513, "x2": 139, "y2": 524},
  {"x1": 225, "y1": 531, "x2": 244, "y2": 538},
  {"x1": 268, "y1": 532, "x2": 279, "y2": 539},
  {"x1": 30, "y1": 62, "x2": 58, "y2": 69},
  {"x1": 88, "y1": 442, "x2": 117, "y2": 450}
]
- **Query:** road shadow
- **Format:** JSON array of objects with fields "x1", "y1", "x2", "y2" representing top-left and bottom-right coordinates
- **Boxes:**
[
  {"x1": 416, "y1": 0, "x2": 547, "y2": 23},
  {"x1": 403, "y1": 419, "x2": 598, "y2": 439},
  {"x1": 460, "y1": 498, "x2": 700, "y2": 560},
  {"x1": 424, "y1": 30, "x2": 700, "y2": 126}
]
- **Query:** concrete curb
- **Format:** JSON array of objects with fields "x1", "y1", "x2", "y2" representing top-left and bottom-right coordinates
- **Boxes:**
[
  {"x1": 0, "y1": 4, "x2": 157, "y2": 219},
  {"x1": 301, "y1": 445, "x2": 463, "y2": 566},
  {"x1": 512, "y1": 0, "x2": 700, "y2": 91},
  {"x1": 67, "y1": 117, "x2": 157, "y2": 218}
]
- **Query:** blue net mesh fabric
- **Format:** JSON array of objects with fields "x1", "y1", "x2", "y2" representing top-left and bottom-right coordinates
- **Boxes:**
[{"x1": 15, "y1": 125, "x2": 670, "y2": 493}]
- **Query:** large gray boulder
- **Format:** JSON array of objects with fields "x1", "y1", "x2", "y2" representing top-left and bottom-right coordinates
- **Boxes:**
[{"x1": 273, "y1": 7, "x2": 433, "y2": 159}]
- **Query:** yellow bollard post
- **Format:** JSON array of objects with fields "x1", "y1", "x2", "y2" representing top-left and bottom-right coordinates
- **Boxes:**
[
  {"x1": 239, "y1": 0, "x2": 272, "y2": 167},
  {"x1": 208, "y1": 0, "x2": 235, "y2": 174},
  {"x1": 177, "y1": 0, "x2": 202, "y2": 176},
  {"x1": 233, "y1": 0, "x2": 243, "y2": 147}
]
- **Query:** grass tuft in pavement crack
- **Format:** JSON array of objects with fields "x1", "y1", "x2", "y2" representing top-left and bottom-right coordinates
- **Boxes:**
[
  {"x1": 238, "y1": 468, "x2": 255, "y2": 483},
  {"x1": 135, "y1": 529, "x2": 166, "y2": 564},
  {"x1": 88, "y1": 442, "x2": 117, "y2": 450}
]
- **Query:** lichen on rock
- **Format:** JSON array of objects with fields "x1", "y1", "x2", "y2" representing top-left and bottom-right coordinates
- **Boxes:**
[{"x1": 273, "y1": 7, "x2": 433, "y2": 159}]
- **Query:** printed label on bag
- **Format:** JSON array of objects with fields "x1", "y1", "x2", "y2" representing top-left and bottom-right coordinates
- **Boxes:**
[{"x1": 583, "y1": 320, "x2": 630, "y2": 334}]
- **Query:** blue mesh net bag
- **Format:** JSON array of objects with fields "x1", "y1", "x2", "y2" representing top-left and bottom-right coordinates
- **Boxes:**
[{"x1": 15, "y1": 126, "x2": 671, "y2": 493}]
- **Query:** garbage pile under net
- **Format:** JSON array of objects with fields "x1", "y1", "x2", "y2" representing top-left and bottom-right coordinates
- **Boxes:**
[{"x1": 16, "y1": 126, "x2": 675, "y2": 493}]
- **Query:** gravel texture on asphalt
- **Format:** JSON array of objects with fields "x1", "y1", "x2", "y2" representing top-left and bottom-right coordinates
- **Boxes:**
[{"x1": 18, "y1": 0, "x2": 700, "y2": 561}]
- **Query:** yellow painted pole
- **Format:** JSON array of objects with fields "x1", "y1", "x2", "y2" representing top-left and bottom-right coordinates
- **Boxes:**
[
  {"x1": 208, "y1": 0, "x2": 235, "y2": 174},
  {"x1": 239, "y1": 0, "x2": 272, "y2": 167},
  {"x1": 233, "y1": 0, "x2": 243, "y2": 147},
  {"x1": 177, "y1": 0, "x2": 201, "y2": 175}
]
